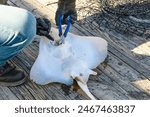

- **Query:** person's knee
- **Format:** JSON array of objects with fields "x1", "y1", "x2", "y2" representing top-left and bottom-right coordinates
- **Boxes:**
[
  {"x1": 0, "y1": 8, "x2": 36, "y2": 58},
  {"x1": 24, "y1": 10, "x2": 36, "y2": 37},
  {"x1": 20, "y1": 10, "x2": 36, "y2": 45}
]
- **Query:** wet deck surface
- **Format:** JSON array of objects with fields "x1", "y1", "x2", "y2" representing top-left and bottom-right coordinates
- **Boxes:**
[{"x1": 0, "y1": 0, "x2": 149, "y2": 100}]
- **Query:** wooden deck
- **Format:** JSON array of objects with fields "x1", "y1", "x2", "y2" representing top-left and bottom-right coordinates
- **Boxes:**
[{"x1": 0, "y1": 0, "x2": 149, "y2": 100}]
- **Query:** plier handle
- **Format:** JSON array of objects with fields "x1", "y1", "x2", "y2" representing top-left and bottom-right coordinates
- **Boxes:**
[{"x1": 58, "y1": 15, "x2": 71, "y2": 44}]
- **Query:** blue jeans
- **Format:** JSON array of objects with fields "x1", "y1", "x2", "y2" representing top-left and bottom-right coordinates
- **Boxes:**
[{"x1": 0, "y1": 5, "x2": 36, "y2": 66}]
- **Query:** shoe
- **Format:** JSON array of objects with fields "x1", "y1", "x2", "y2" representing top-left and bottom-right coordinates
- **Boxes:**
[{"x1": 0, "y1": 62, "x2": 26, "y2": 86}]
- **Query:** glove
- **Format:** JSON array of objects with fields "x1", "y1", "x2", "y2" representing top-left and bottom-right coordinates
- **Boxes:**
[
  {"x1": 36, "y1": 17, "x2": 54, "y2": 40},
  {"x1": 55, "y1": 0, "x2": 77, "y2": 26}
]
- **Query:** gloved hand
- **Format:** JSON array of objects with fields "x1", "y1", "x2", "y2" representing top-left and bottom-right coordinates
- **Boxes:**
[
  {"x1": 55, "y1": 0, "x2": 77, "y2": 26},
  {"x1": 36, "y1": 17, "x2": 54, "y2": 40}
]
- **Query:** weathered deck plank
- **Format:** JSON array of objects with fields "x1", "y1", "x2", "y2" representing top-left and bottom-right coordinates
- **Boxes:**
[
  {"x1": 0, "y1": 86, "x2": 18, "y2": 100},
  {"x1": 0, "y1": 0, "x2": 149, "y2": 100}
]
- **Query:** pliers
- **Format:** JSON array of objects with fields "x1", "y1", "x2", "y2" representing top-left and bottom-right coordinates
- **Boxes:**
[{"x1": 57, "y1": 15, "x2": 71, "y2": 45}]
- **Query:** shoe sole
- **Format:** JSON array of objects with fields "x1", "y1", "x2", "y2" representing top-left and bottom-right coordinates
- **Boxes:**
[{"x1": 0, "y1": 77, "x2": 27, "y2": 87}]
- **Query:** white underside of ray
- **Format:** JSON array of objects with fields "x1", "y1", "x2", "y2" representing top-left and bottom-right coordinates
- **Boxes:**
[{"x1": 30, "y1": 27, "x2": 108, "y2": 99}]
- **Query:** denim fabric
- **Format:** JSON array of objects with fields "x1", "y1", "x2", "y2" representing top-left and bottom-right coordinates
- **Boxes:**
[{"x1": 0, "y1": 5, "x2": 36, "y2": 66}]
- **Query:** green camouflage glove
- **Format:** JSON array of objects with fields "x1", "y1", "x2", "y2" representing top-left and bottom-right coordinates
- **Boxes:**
[{"x1": 55, "y1": 0, "x2": 77, "y2": 26}]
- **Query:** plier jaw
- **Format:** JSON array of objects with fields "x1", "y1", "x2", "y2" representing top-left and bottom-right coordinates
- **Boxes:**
[{"x1": 57, "y1": 15, "x2": 71, "y2": 45}]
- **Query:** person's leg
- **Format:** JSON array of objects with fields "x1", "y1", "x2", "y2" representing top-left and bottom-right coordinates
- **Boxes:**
[
  {"x1": 0, "y1": 5, "x2": 36, "y2": 65},
  {"x1": 0, "y1": 5, "x2": 36, "y2": 86}
]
